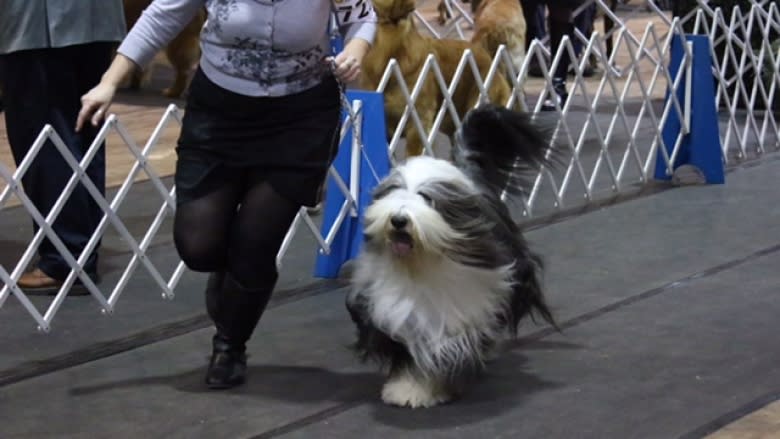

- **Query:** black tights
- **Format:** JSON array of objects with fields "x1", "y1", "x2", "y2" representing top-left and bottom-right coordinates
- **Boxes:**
[{"x1": 173, "y1": 169, "x2": 300, "y2": 291}]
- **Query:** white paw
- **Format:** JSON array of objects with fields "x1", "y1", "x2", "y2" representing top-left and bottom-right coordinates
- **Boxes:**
[{"x1": 380, "y1": 372, "x2": 450, "y2": 408}]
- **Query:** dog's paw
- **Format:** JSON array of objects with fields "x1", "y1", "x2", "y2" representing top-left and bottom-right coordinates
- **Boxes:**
[{"x1": 381, "y1": 372, "x2": 450, "y2": 408}]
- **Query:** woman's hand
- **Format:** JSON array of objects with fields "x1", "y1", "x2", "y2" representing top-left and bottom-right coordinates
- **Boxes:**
[
  {"x1": 75, "y1": 54, "x2": 138, "y2": 132},
  {"x1": 76, "y1": 82, "x2": 118, "y2": 132},
  {"x1": 327, "y1": 37, "x2": 371, "y2": 84}
]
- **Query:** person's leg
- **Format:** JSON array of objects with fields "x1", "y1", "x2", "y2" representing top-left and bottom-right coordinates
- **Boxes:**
[
  {"x1": 3, "y1": 44, "x2": 112, "y2": 292},
  {"x1": 172, "y1": 165, "x2": 244, "y2": 388},
  {"x1": 187, "y1": 168, "x2": 301, "y2": 389},
  {"x1": 547, "y1": 5, "x2": 575, "y2": 79},
  {"x1": 2, "y1": 50, "x2": 57, "y2": 274},
  {"x1": 572, "y1": 3, "x2": 595, "y2": 56},
  {"x1": 69, "y1": 42, "x2": 115, "y2": 277},
  {"x1": 2, "y1": 49, "x2": 87, "y2": 291},
  {"x1": 206, "y1": 172, "x2": 300, "y2": 388},
  {"x1": 520, "y1": 0, "x2": 546, "y2": 77},
  {"x1": 173, "y1": 170, "x2": 244, "y2": 274},
  {"x1": 520, "y1": 0, "x2": 543, "y2": 50},
  {"x1": 570, "y1": 3, "x2": 597, "y2": 77},
  {"x1": 605, "y1": 0, "x2": 618, "y2": 61},
  {"x1": 543, "y1": 4, "x2": 575, "y2": 109}
]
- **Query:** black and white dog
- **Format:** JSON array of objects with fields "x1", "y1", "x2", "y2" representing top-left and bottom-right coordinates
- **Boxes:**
[{"x1": 346, "y1": 104, "x2": 558, "y2": 408}]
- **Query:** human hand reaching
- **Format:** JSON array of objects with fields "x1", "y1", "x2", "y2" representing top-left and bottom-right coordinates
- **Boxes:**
[
  {"x1": 75, "y1": 54, "x2": 138, "y2": 132},
  {"x1": 76, "y1": 82, "x2": 117, "y2": 132}
]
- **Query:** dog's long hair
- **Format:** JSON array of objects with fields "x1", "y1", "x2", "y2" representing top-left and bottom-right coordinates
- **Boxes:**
[{"x1": 346, "y1": 104, "x2": 556, "y2": 407}]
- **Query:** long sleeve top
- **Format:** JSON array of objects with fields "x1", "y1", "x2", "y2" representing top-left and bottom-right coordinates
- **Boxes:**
[
  {"x1": 117, "y1": 0, "x2": 377, "y2": 97},
  {"x1": 0, "y1": 0, "x2": 126, "y2": 54}
]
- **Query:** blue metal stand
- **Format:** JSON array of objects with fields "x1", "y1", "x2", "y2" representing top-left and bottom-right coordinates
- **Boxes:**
[
  {"x1": 654, "y1": 34, "x2": 725, "y2": 184},
  {"x1": 314, "y1": 90, "x2": 390, "y2": 278}
]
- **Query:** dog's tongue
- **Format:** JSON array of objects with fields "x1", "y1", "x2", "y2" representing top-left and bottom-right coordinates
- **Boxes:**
[{"x1": 391, "y1": 241, "x2": 412, "y2": 257}]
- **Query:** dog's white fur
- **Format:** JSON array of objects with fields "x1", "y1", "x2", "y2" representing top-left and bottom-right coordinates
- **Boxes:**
[
  {"x1": 355, "y1": 159, "x2": 513, "y2": 380},
  {"x1": 346, "y1": 104, "x2": 556, "y2": 408}
]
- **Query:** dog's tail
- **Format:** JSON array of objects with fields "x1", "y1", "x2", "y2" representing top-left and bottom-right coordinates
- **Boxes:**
[{"x1": 453, "y1": 104, "x2": 554, "y2": 196}]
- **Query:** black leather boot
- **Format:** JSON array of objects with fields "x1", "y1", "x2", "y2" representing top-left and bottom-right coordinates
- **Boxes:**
[
  {"x1": 204, "y1": 272, "x2": 273, "y2": 389},
  {"x1": 206, "y1": 333, "x2": 248, "y2": 389}
]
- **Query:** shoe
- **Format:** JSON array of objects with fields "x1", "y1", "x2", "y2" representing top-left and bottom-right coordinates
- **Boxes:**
[
  {"x1": 204, "y1": 273, "x2": 274, "y2": 389},
  {"x1": 16, "y1": 268, "x2": 89, "y2": 296},
  {"x1": 205, "y1": 334, "x2": 248, "y2": 389},
  {"x1": 541, "y1": 78, "x2": 569, "y2": 112}
]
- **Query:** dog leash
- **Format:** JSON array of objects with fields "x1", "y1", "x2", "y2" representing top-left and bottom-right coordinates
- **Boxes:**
[{"x1": 327, "y1": 58, "x2": 383, "y2": 185}]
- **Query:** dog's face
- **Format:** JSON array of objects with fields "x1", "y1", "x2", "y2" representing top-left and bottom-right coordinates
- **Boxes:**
[
  {"x1": 363, "y1": 157, "x2": 488, "y2": 261},
  {"x1": 371, "y1": 0, "x2": 416, "y2": 21}
]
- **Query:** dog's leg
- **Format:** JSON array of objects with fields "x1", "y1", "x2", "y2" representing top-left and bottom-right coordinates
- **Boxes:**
[
  {"x1": 437, "y1": 1, "x2": 450, "y2": 25},
  {"x1": 381, "y1": 367, "x2": 452, "y2": 408},
  {"x1": 404, "y1": 103, "x2": 437, "y2": 157},
  {"x1": 505, "y1": 43, "x2": 526, "y2": 88},
  {"x1": 128, "y1": 66, "x2": 148, "y2": 91},
  {"x1": 163, "y1": 36, "x2": 198, "y2": 98}
]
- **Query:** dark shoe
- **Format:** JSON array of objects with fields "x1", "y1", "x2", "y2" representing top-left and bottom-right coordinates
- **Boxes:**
[
  {"x1": 203, "y1": 273, "x2": 274, "y2": 389},
  {"x1": 541, "y1": 78, "x2": 569, "y2": 112},
  {"x1": 17, "y1": 267, "x2": 89, "y2": 296},
  {"x1": 205, "y1": 334, "x2": 247, "y2": 389}
]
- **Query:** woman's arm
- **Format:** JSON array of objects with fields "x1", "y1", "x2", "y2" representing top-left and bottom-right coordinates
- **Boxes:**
[
  {"x1": 329, "y1": 0, "x2": 377, "y2": 83},
  {"x1": 76, "y1": 0, "x2": 205, "y2": 131},
  {"x1": 334, "y1": 0, "x2": 377, "y2": 46},
  {"x1": 117, "y1": 0, "x2": 205, "y2": 70}
]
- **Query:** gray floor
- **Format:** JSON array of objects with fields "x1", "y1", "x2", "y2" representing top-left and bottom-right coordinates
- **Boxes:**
[{"x1": 1, "y1": 155, "x2": 780, "y2": 438}]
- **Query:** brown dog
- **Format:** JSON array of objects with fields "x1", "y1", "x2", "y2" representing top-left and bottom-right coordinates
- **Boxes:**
[
  {"x1": 471, "y1": 0, "x2": 527, "y2": 81},
  {"x1": 361, "y1": 0, "x2": 513, "y2": 157},
  {"x1": 123, "y1": 0, "x2": 205, "y2": 98}
]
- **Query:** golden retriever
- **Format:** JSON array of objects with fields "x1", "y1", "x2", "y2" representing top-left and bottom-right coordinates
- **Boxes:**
[
  {"x1": 122, "y1": 0, "x2": 205, "y2": 98},
  {"x1": 361, "y1": 0, "x2": 513, "y2": 157},
  {"x1": 471, "y1": 0, "x2": 527, "y2": 81}
]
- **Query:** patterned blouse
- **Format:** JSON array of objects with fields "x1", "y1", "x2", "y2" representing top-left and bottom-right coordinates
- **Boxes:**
[{"x1": 117, "y1": 0, "x2": 377, "y2": 97}]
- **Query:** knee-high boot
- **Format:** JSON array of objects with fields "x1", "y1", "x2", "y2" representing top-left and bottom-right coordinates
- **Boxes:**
[{"x1": 204, "y1": 272, "x2": 274, "y2": 389}]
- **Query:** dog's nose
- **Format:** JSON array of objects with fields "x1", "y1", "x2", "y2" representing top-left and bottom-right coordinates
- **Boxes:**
[{"x1": 390, "y1": 214, "x2": 408, "y2": 229}]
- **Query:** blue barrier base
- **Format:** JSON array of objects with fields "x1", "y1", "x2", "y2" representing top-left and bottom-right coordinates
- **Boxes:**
[
  {"x1": 314, "y1": 90, "x2": 390, "y2": 279},
  {"x1": 654, "y1": 34, "x2": 725, "y2": 184}
]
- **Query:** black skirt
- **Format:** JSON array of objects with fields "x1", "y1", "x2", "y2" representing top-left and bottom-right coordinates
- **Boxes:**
[{"x1": 174, "y1": 68, "x2": 342, "y2": 207}]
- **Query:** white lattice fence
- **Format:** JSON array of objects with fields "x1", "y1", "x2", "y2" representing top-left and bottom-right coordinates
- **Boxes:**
[
  {"x1": 0, "y1": 99, "x2": 366, "y2": 332},
  {"x1": 392, "y1": 0, "x2": 779, "y2": 217},
  {"x1": 690, "y1": 1, "x2": 780, "y2": 161},
  {"x1": 3, "y1": 0, "x2": 779, "y2": 331}
]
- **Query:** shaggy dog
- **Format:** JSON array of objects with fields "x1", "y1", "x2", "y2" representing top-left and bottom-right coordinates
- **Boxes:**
[
  {"x1": 471, "y1": 0, "x2": 527, "y2": 82},
  {"x1": 361, "y1": 0, "x2": 513, "y2": 157},
  {"x1": 346, "y1": 104, "x2": 557, "y2": 408},
  {"x1": 123, "y1": 0, "x2": 205, "y2": 98}
]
